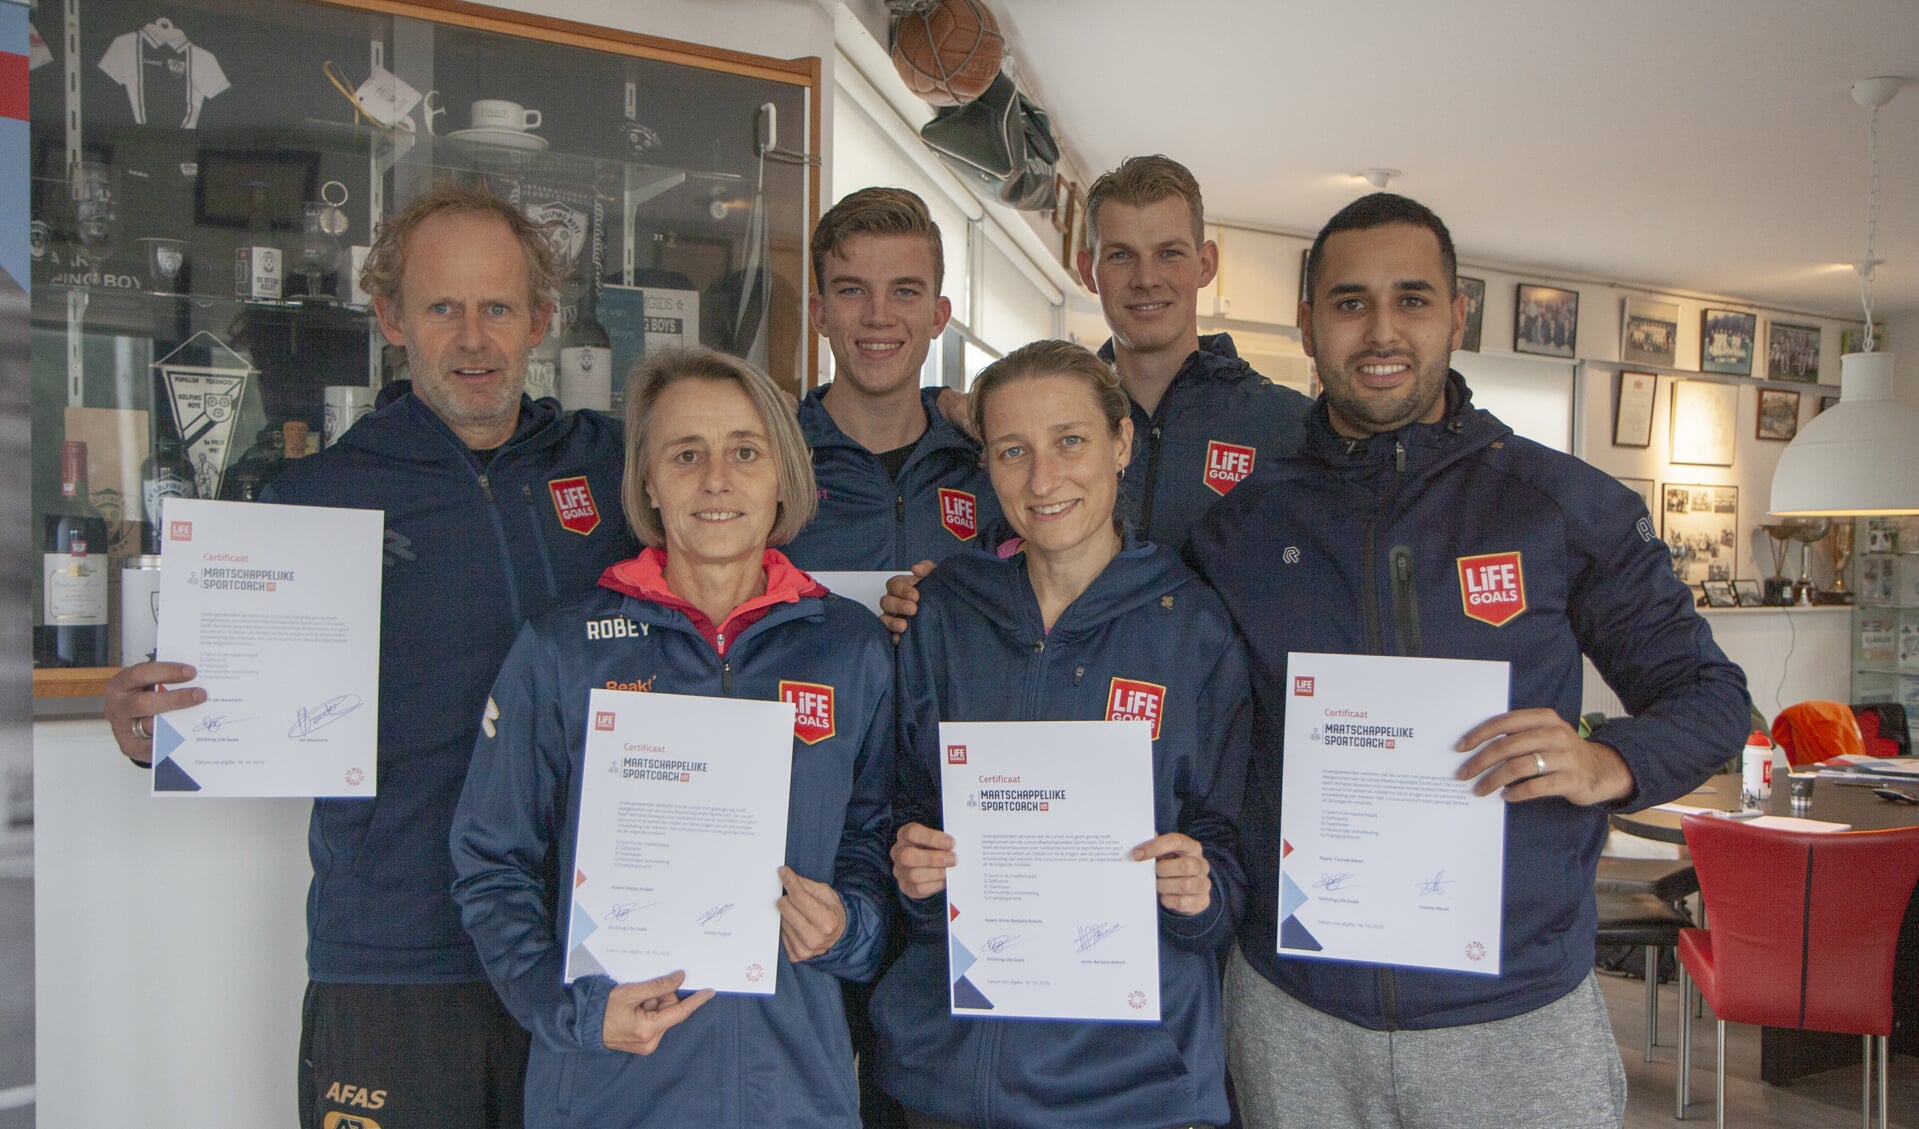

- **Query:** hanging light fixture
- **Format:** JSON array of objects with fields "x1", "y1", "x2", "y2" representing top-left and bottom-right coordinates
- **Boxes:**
[{"x1": 1771, "y1": 76, "x2": 1919, "y2": 517}]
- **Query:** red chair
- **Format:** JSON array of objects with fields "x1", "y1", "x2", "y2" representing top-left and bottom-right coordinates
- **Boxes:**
[{"x1": 1675, "y1": 814, "x2": 1919, "y2": 1127}]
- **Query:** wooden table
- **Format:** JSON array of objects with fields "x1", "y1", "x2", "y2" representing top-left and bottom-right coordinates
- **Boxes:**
[{"x1": 1610, "y1": 772, "x2": 1919, "y2": 1085}]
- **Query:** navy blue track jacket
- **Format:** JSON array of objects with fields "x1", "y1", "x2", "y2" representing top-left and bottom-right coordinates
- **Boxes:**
[
  {"x1": 450, "y1": 549, "x2": 894, "y2": 1129},
  {"x1": 873, "y1": 542, "x2": 1251, "y2": 1129},
  {"x1": 1104, "y1": 333, "x2": 1311, "y2": 551},
  {"x1": 1189, "y1": 373, "x2": 1749, "y2": 1030},
  {"x1": 267, "y1": 386, "x2": 635, "y2": 982},
  {"x1": 781, "y1": 385, "x2": 1004, "y2": 571}
]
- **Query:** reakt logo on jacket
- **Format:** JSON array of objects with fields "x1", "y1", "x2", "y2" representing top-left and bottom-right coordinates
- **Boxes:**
[
  {"x1": 780, "y1": 681, "x2": 836, "y2": 744},
  {"x1": 549, "y1": 476, "x2": 601, "y2": 535},
  {"x1": 1106, "y1": 678, "x2": 1167, "y2": 740},
  {"x1": 1203, "y1": 440, "x2": 1256, "y2": 496},
  {"x1": 938, "y1": 488, "x2": 978, "y2": 541},
  {"x1": 1457, "y1": 551, "x2": 1527, "y2": 627}
]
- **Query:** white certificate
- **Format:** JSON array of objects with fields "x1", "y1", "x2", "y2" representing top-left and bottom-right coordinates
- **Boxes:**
[
  {"x1": 152, "y1": 498, "x2": 382, "y2": 798},
  {"x1": 940, "y1": 720, "x2": 1161, "y2": 1022},
  {"x1": 810, "y1": 570, "x2": 892, "y2": 617},
  {"x1": 566, "y1": 688, "x2": 795, "y2": 995},
  {"x1": 1278, "y1": 652, "x2": 1509, "y2": 975}
]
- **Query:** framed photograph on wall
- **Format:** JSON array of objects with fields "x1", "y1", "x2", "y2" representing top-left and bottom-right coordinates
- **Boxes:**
[
  {"x1": 1766, "y1": 321, "x2": 1820, "y2": 383},
  {"x1": 1622, "y1": 297, "x2": 1679, "y2": 367},
  {"x1": 1669, "y1": 379, "x2": 1738, "y2": 466},
  {"x1": 1757, "y1": 388, "x2": 1801, "y2": 441},
  {"x1": 1515, "y1": 283, "x2": 1578, "y2": 357},
  {"x1": 1661, "y1": 483, "x2": 1739, "y2": 584},
  {"x1": 1701, "y1": 579, "x2": 1738, "y2": 608},
  {"x1": 1613, "y1": 370, "x2": 1657, "y2": 448},
  {"x1": 1841, "y1": 327, "x2": 1889, "y2": 354},
  {"x1": 1458, "y1": 276, "x2": 1486, "y2": 352},
  {"x1": 1616, "y1": 476, "x2": 1656, "y2": 514},
  {"x1": 1701, "y1": 308, "x2": 1758, "y2": 375}
]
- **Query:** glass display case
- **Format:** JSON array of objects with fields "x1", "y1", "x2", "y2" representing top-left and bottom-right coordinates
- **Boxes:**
[
  {"x1": 1853, "y1": 516, "x2": 1919, "y2": 741},
  {"x1": 29, "y1": 0, "x2": 819, "y2": 685}
]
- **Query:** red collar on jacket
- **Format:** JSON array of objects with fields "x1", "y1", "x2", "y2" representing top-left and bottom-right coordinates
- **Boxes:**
[{"x1": 598, "y1": 547, "x2": 827, "y2": 655}]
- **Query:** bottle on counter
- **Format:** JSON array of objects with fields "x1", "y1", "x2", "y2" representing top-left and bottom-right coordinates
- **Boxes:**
[
  {"x1": 558, "y1": 287, "x2": 613, "y2": 412},
  {"x1": 141, "y1": 399, "x2": 197, "y2": 554},
  {"x1": 37, "y1": 440, "x2": 111, "y2": 667}
]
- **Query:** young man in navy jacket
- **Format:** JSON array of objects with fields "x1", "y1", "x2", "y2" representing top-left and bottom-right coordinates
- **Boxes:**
[
  {"x1": 104, "y1": 185, "x2": 638, "y2": 1129},
  {"x1": 1189, "y1": 193, "x2": 1749, "y2": 1128},
  {"x1": 781, "y1": 187, "x2": 1001, "y2": 572},
  {"x1": 1076, "y1": 155, "x2": 1310, "y2": 550}
]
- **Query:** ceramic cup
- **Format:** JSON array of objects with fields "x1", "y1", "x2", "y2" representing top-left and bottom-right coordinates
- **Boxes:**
[{"x1": 471, "y1": 99, "x2": 541, "y2": 132}]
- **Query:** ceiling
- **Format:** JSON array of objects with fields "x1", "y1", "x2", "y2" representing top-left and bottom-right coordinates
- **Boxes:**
[{"x1": 988, "y1": 0, "x2": 1919, "y2": 321}]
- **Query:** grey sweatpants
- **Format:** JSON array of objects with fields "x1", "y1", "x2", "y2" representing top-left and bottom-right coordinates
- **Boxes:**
[{"x1": 1225, "y1": 948, "x2": 1626, "y2": 1129}]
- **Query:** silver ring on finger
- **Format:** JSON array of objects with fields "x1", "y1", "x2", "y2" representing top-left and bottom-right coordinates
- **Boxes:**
[
  {"x1": 131, "y1": 716, "x2": 151, "y2": 741},
  {"x1": 1532, "y1": 751, "x2": 1547, "y2": 777}
]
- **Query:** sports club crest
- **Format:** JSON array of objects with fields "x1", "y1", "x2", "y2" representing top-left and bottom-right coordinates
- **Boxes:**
[
  {"x1": 1457, "y1": 551, "x2": 1527, "y2": 627},
  {"x1": 938, "y1": 488, "x2": 978, "y2": 541},
  {"x1": 1203, "y1": 440, "x2": 1256, "y2": 496},
  {"x1": 548, "y1": 476, "x2": 601, "y2": 535},
  {"x1": 780, "y1": 681, "x2": 836, "y2": 745},
  {"x1": 1106, "y1": 677, "x2": 1167, "y2": 740}
]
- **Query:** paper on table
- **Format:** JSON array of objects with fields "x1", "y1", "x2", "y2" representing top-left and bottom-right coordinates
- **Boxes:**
[
  {"x1": 940, "y1": 720, "x2": 1160, "y2": 1022},
  {"x1": 810, "y1": 571, "x2": 892, "y2": 617},
  {"x1": 1278, "y1": 652, "x2": 1510, "y2": 975},
  {"x1": 1745, "y1": 816, "x2": 1852, "y2": 833},
  {"x1": 566, "y1": 688, "x2": 795, "y2": 995},
  {"x1": 152, "y1": 498, "x2": 382, "y2": 798}
]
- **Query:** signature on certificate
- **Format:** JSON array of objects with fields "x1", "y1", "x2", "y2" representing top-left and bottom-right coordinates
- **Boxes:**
[
  {"x1": 288, "y1": 694, "x2": 365, "y2": 738},
  {"x1": 1074, "y1": 922, "x2": 1124, "y2": 952},
  {"x1": 193, "y1": 714, "x2": 253, "y2": 734},
  {"x1": 1414, "y1": 870, "x2": 1454, "y2": 897},
  {"x1": 980, "y1": 934, "x2": 1022, "y2": 954},
  {"x1": 604, "y1": 901, "x2": 656, "y2": 922},
  {"x1": 698, "y1": 903, "x2": 735, "y2": 926},
  {"x1": 1312, "y1": 872, "x2": 1360, "y2": 892}
]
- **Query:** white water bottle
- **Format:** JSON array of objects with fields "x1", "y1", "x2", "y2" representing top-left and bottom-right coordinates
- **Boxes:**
[{"x1": 1740, "y1": 731, "x2": 1773, "y2": 809}]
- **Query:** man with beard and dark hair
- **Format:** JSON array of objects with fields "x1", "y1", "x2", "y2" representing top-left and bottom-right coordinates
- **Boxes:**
[{"x1": 1189, "y1": 192, "x2": 1748, "y2": 1129}]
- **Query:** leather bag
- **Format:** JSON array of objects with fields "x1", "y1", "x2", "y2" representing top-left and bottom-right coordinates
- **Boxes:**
[{"x1": 918, "y1": 70, "x2": 1059, "y2": 212}]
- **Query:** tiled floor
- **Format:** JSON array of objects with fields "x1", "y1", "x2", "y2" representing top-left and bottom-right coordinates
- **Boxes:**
[
  {"x1": 0, "y1": 874, "x2": 1912, "y2": 1129},
  {"x1": 1602, "y1": 969, "x2": 1918, "y2": 1129}
]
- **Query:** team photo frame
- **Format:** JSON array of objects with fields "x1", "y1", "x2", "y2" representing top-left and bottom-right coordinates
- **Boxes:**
[
  {"x1": 1515, "y1": 283, "x2": 1578, "y2": 358},
  {"x1": 1621, "y1": 297, "x2": 1679, "y2": 367},
  {"x1": 1700, "y1": 308, "x2": 1758, "y2": 376},
  {"x1": 1766, "y1": 321, "x2": 1821, "y2": 383}
]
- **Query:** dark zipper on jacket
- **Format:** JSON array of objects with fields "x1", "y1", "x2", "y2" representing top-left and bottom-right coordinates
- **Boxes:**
[
  {"x1": 717, "y1": 632, "x2": 733, "y2": 694},
  {"x1": 1138, "y1": 424, "x2": 1164, "y2": 539},
  {"x1": 1390, "y1": 545, "x2": 1421, "y2": 655},
  {"x1": 1359, "y1": 438, "x2": 1409, "y2": 1030},
  {"x1": 475, "y1": 470, "x2": 525, "y2": 624},
  {"x1": 519, "y1": 482, "x2": 560, "y2": 601}
]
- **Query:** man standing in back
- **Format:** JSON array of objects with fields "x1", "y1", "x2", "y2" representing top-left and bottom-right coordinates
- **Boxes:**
[
  {"x1": 782, "y1": 187, "x2": 1001, "y2": 572},
  {"x1": 1078, "y1": 155, "x2": 1310, "y2": 549}
]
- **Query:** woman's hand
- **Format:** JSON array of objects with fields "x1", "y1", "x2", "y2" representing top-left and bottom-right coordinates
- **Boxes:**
[
  {"x1": 776, "y1": 866, "x2": 847, "y2": 961},
  {"x1": 601, "y1": 970, "x2": 713, "y2": 1055},
  {"x1": 891, "y1": 822, "x2": 956, "y2": 899},
  {"x1": 1133, "y1": 833, "x2": 1211, "y2": 916}
]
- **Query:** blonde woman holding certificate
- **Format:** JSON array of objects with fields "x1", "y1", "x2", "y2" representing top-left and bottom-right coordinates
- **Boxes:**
[
  {"x1": 873, "y1": 340, "x2": 1252, "y2": 1129},
  {"x1": 451, "y1": 349, "x2": 894, "y2": 1129}
]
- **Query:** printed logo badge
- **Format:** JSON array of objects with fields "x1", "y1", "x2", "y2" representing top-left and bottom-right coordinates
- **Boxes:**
[
  {"x1": 1203, "y1": 440, "x2": 1257, "y2": 496},
  {"x1": 1293, "y1": 676, "x2": 1315, "y2": 696},
  {"x1": 946, "y1": 744, "x2": 968, "y2": 765},
  {"x1": 594, "y1": 710, "x2": 616, "y2": 732},
  {"x1": 169, "y1": 520, "x2": 193, "y2": 541},
  {"x1": 323, "y1": 1115, "x2": 383, "y2": 1129},
  {"x1": 1457, "y1": 551, "x2": 1528, "y2": 627},
  {"x1": 938, "y1": 488, "x2": 978, "y2": 541},
  {"x1": 1106, "y1": 677, "x2": 1167, "y2": 740},
  {"x1": 780, "y1": 681, "x2": 837, "y2": 745},
  {"x1": 549, "y1": 476, "x2": 601, "y2": 536}
]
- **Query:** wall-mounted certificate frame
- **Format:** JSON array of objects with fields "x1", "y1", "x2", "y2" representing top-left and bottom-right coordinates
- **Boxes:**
[{"x1": 1613, "y1": 370, "x2": 1656, "y2": 448}]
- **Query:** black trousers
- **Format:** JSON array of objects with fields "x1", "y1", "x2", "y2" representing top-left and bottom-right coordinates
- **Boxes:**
[{"x1": 298, "y1": 979, "x2": 529, "y2": 1129}]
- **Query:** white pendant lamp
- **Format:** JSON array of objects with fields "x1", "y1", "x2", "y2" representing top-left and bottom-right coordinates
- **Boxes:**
[{"x1": 1770, "y1": 76, "x2": 1919, "y2": 518}]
